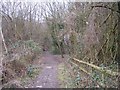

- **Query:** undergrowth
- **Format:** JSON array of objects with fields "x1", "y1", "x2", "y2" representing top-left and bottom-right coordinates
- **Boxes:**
[
  {"x1": 20, "y1": 65, "x2": 41, "y2": 87},
  {"x1": 57, "y1": 63, "x2": 73, "y2": 88}
]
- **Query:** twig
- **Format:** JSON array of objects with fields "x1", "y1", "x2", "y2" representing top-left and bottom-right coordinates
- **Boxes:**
[{"x1": 99, "y1": 12, "x2": 112, "y2": 27}]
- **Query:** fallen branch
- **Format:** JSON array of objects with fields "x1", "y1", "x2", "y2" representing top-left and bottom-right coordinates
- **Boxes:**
[
  {"x1": 70, "y1": 61, "x2": 105, "y2": 88},
  {"x1": 71, "y1": 57, "x2": 120, "y2": 76}
]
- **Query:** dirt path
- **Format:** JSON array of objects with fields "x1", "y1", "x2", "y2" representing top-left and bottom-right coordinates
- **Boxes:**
[{"x1": 26, "y1": 52, "x2": 62, "y2": 88}]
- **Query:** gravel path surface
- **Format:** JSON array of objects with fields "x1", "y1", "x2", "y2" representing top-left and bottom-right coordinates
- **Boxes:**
[{"x1": 27, "y1": 52, "x2": 62, "y2": 88}]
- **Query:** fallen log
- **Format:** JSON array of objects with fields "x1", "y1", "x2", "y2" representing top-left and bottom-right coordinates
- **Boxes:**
[
  {"x1": 69, "y1": 61, "x2": 105, "y2": 88},
  {"x1": 71, "y1": 57, "x2": 120, "y2": 76}
]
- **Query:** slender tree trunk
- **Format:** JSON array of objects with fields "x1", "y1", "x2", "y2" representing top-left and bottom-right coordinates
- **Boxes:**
[
  {"x1": 117, "y1": 2, "x2": 120, "y2": 65},
  {"x1": 0, "y1": 6, "x2": 3, "y2": 89},
  {"x1": 0, "y1": 27, "x2": 8, "y2": 54},
  {"x1": 117, "y1": 2, "x2": 120, "y2": 88}
]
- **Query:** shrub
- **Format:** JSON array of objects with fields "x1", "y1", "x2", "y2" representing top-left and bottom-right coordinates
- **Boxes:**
[{"x1": 25, "y1": 40, "x2": 41, "y2": 54}]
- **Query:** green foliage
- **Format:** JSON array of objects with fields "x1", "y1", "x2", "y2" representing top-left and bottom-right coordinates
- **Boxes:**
[
  {"x1": 75, "y1": 14, "x2": 86, "y2": 33},
  {"x1": 25, "y1": 40, "x2": 41, "y2": 54},
  {"x1": 50, "y1": 38, "x2": 61, "y2": 54},
  {"x1": 51, "y1": 45, "x2": 61, "y2": 54},
  {"x1": 27, "y1": 65, "x2": 33, "y2": 77},
  {"x1": 25, "y1": 40, "x2": 37, "y2": 49},
  {"x1": 76, "y1": 72, "x2": 81, "y2": 81},
  {"x1": 27, "y1": 65, "x2": 40, "y2": 78},
  {"x1": 20, "y1": 66, "x2": 41, "y2": 87},
  {"x1": 92, "y1": 71, "x2": 100, "y2": 81},
  {"x1": 10, "y1": 40, "x2": 22, "y2": 49},
  {"x1": 58, "y1": 23, "x2": 64, "y2": 30}
]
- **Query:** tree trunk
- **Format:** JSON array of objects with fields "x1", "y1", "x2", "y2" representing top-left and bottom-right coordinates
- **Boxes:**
[
  {"x1": 117, "y1": 2, "x2": 120, "y2": 88},
  {"x1": 0, "y1": 27, "x2": 8, "y2": 54}
]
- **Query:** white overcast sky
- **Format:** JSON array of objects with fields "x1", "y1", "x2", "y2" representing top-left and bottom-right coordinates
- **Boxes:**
[
  {"x1": 2, "y1": 0, "x2": 120, "y2": 2},
  {"x1": 2, "y1": 0, "x2": 72, "y2": 2}
]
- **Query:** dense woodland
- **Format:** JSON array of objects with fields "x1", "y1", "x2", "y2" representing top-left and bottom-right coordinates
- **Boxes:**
[{"x1": 0, "y1": 1, "x2": 120, "y2": 88}]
